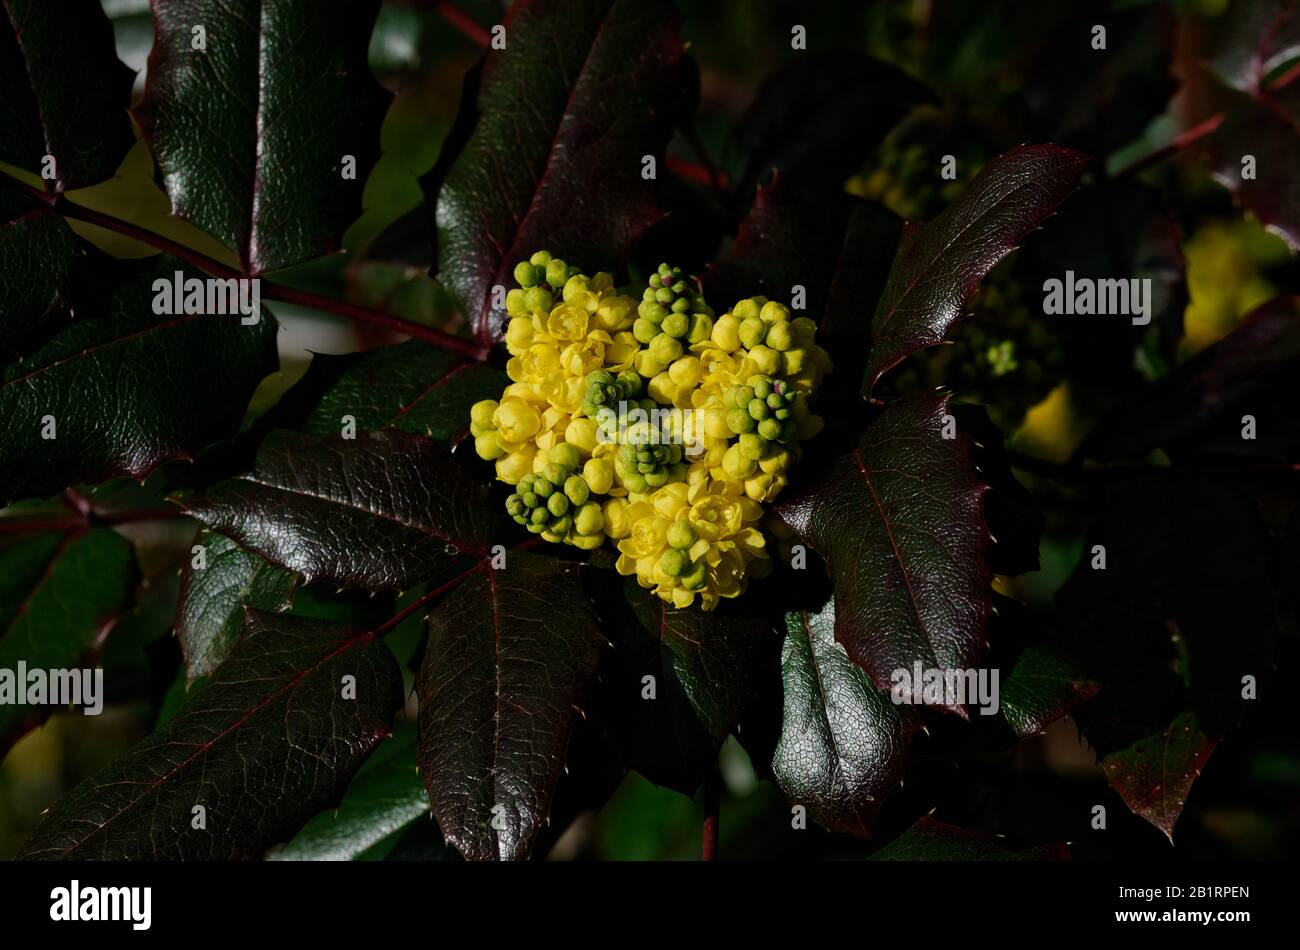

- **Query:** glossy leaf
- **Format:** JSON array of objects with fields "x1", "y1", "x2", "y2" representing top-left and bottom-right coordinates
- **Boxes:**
[
  {"x1": 179, "y1": 429, "x2": 492, "y2": 591},
  {"x1": 862, "y1": 145, "x2": 1089, "y2": 398},
  {"x1": 599, "y1": 578, "x2": 771, "y2": 794},
  {"x1": 20, "y1": 610, "x2": 403, "y2": 859},
  {"x1": 0, "y1": 256, "x2": 279, "y2": 506},
  {"x1": 418, "y1": 552, "x2": 605, "y2": 861},
  {"x1": 427, "y1": 0, "x2": 686, "y2": 345},
  {"x1": 0, "y1": 177, "x2": 79, "y2": 350},
  {"x1": 0, "y1": 0, "x2": 134, "y2": 191},
  {"x1": 293, "y1": 341, "x2": 508, "y2": 440},
  {"x1": 870, "y1": 815, "x2": 1069, "y2": 861},
  {"x1": 774, "y1": 601, "x2": 920, "y2": 838},
  {"x1": 736, "y1": 53, "x2": 933, "y2": 196},
  {"x1": 176, "y1": 530, "x2": 297, "y2": 682},
  {"x1": 999, "y1": 644, "x2": 1099, "y2": 739},
  {"x1": 0, "y1": 527, "x2": 136, "y2": 755},
  {"x1": 270, "y1": 724, "x2": 449, "y2": 861},
  {"x1": 776, "y1": 393, "x2": 992, "y2": 714},
  {"x1": 133, "y1": 0, "x2": 390, "y2": 274},
  {"x1": 1207, "y1": 0, "x2": 1300, "y2": 95},
  {"x1": 1101, "y1": 712, "x2": 1218, "y2": 844}
]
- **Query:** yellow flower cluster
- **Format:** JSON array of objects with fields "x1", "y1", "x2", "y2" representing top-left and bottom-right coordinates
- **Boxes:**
[{"x1": 470, "y1": 252, "x2": 831, "y2": 610}]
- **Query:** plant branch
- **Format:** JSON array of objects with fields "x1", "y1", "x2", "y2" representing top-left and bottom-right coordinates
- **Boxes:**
[
  {"x1": 701, "y1": 767, "x2": 720, "y2": 861},
  {"x1": 0, "y1": 502, "x2": 189, "y2": 535},
  {"x1": 1114, "y1": 112, "x2": 1225, "y2": 178},
  {"x1": 11, "y1": 178, "x2": 489, "y2": 362}
]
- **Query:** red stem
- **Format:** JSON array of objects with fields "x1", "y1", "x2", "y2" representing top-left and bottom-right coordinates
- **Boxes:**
[
  {"x1": 39, "y1": 190, "x2": 488, "y2": 362},
  {"x1": 0, "y1": 504, "x2": 189, "y2": 535},
  {"x1": 1115, "y1": 112, "x2": 1225, "y2": 178},
  {"x1": 432, "y1": 1, "x2": 491, "y2": 48}
]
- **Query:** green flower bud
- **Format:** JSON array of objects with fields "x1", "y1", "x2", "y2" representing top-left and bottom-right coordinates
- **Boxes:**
[
  {"x1": 644, "y1": 469, "x2": 669, "y2": 488},
  {"x1": 505, "y1": 494, "x2": 525, "y2": 517},
  {"x1": 616, "y1": 370, "x2": 643, "y2": 398},
  {"x1": 661, "y1": 312, "x2": 689, "y2": 338},
  {"x1": 529, "y1": 250, "x2": 553, "y2": 267},
  {"x1": 633, "y1": 318, "x2": 659, "y2": 344},
  {"x1": 659, "y1": 547, "x2": 687, "y2": 577},
  {"x1": 648, "y1": 334, "x2": 683, "y2": 365},
  {"x1": 670, "y1": 297, "x2": 690, "y2": 313},
  {"x1": 765, "y1": 321, "x2": 794, "y2": 351},
  {"x1": 522, "y1": 491, "x2": 539, "y2": 508},
  {"x1": 686, "y1": 313, "x2": 714, "y2": 344},
  {"x1": 545, "y1": 258, "x2": 568, "y2": 288},
  {"x1": 523, "y1": 287, "x2": 553, "y2": 312},
  {"x1": 551, "y1": 515, "x2": 572, "y2": 535},
  {"x1": 574, "y1": 501, "x2": 604, "y2": 536},
  {"x1": 739, "y1": 317, "x2": 767, "y2": 348},
  {"x1": 534, "y1": 478, "x2": 555, "y2": 498},
  {"x1": 564, "y1": 475, "x2": 590, "y2": 506},
  {"x1": 547, "y1": 492, "x2": 570, "y2": 517},
  {"x1": 748, "y1": 398, "x2": 770, "y2": 420},
  {"x1": 723, "y1": 444, "x2": 757, "y2": 479},
  {"x1": 767, "y1": 392, "x2": 785, "y2": 409},
  {"x1": 622, "y1": 471, "x2": 648, "y2": 493},
  {"x1": 757, "y1": 418, "x2": 782, "y2": 441},
  {"x1": 681, "y1": 558, "x2": 708, "y2": 590},
  {"x1": 549, "y1": 443, "x2": 581, "y2": 471},
  {"x1": 726, "y1": 407, "x2": 756, "y2": 435},
  {"x1": 639, "y1": 300, "x2": 668, "y2": 322},
  {"x1": 527, "y1": 521, "x2": 547, "y2": 534},
  {"x1": 666, "y1": 519, "x2": 697, "y2": 550},
  {"x1": 739, "y1": 433, "x2": 767, "y2": 460},
  {"x1": 774, "y1": 406, "x2": 792, "y2": 420},
  {"x1": 543, "y1": 463, "x2": 567, "y2": 486},
  {"x1": 530, "y1": 507, "x2": 549, "y2": 525},
  {"x1": 750, "y1": 376, "x2": 773, "y2": 399},
  {"x1": 514, "y1": 261, "x2": 539, "y2": 288}
]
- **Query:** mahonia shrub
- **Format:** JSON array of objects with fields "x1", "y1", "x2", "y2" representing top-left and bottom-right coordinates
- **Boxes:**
[{"x1": 0, "y1": 0, "x2": 1296, "y2": 869}]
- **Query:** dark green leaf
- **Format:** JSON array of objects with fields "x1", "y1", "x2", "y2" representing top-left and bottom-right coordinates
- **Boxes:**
[
  {"x1": 270, "y1": 724, "x2": 448, "y2": 861},
  {"x1": 870, "y1": 815, "x2": 1069, "y2": 861},
  {"x1": 426, "y1": 0, "x2": 687, "y2": 345},
  {"x1": 294, "y1": 340, "x2": 507, "y2": 440},
  {"x1": 774, "y1": 601, "x2": 919, "y2": 838},
  {"x1": 863, "y1": 145, "x2": 1089, "y2": 398},
  {"x1": 598, "y1": 577, "x2": 770, "y2": 794},
  {"x1": 999, "y1": 643, "x2": 1099, "y2": 739},
  {"x1": 418, "y1": 552, "x2": 605, "y2": 861},
  {"x1": 176, "y1": 530, "x2": 297, "y2": 682},
  {"x1": 775, "y1": 393, "x2": 992, "y2": 714},
  {"x1": 1207, "y1": 0, "x2": 1300, "y2": 95},
  {"x1": 133, "y1": 0, "x2": 390, "y2": 274},
  {"x1": 0, "y1": 255, "x2": 279, "y2": 506},
  {"x1": 0, "y1": 177, "x2": 79, "y2": 351},
  {"x1": 179, "y1": 429, "x2": 493, "y2": 591},
  {"x1": 20, "y1": 610, "x2": 402, "y2": 859},
  {"x1": 0, "y1": 527, "x2": 136, "y2": 755},
  {"x1": 0, "y1": 0, "x2": 134, "y2": 191}
]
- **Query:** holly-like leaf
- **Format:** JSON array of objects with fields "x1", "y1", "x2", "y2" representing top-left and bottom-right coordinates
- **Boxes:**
[
  {"x1": 176, "y1": 530, "x2": 297, "y2": 682},
  {"x1": 179, "y1": 429, "x2": 493, "y2": 591},
  {"x1": 0, "y1": 256, "x2": 278, "y2": 507},
  {"x1": 870, "y1": 815, "x2": 1069, "y2": 861},
  {"x1": 598, "y1": 578, "x2": 771, "y2": 794},
  {"x1": 0, "y1": 0, "x2": 134, "y2": 192},
  {"x1": 862, "y1": 145, "x2": 1089, "y2": 399},
  {"x1": 1207, "y1": 0, "x2": 1300, "y2": 95},
  {"x1": 776, "y1": 393, "x2": 992, "y2": 714},
  {"x1": 1101, "y1": 712, "x2": 1218, "y2": 845},
  {"x1": 133, "y1": 0, "x2": 390, "y2": 275},
  {"x1": 270, "y1": 724, "x2": 450, "y2": 861},
  {"x1": 292, "y1": 341, "x2": 508, "y2": 440},
  {"x1": 417, "y1": 552, "x2": 605, "y2": 861},
  {"x1": 426, "y1": 0, "x2": 687, "y2": 346},
  {"x1": 1078, "y1": 295, "x2": 1300, "y2": 461},
  {"x1": 735, "y1": 53, "x2": 933, "y2": 196},
  {"x1": 999, "y1": 644, "x2": 1099, "y2": 739},
  {"x1": 0, "y1": 178, "x2": 79, "y2": 351},
  {"x1": 0, "y1": 527, "x2": 136, "y2": 755},
  {"x1": 20, "y1": 610, "x2": 403, "y2": 859},
  {"x1": 773, "y1": 601, "x2": 920, "y2": 838}
]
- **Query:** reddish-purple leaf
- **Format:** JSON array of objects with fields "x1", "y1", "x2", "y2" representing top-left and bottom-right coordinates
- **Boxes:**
[
  {"x1": 776, "y1": 393, "x2": 993, "y2": 715},
  {"x1": 417, "y1": 552, "x2": 605, "y2": 861},
  {"x1": 134, "y1": 0, "x2": 390, "y2": 275},
  {"x1": 999, "y1": 644, "x2": 1099, "y2": 739},
  {"x1": 427, "y1": 0, "x2": 687, "y2": 346},
  {"x1": 178, "y1": 429, "x2": 493, "y2": 591},
  {"x1": 1101, "y1": 712, "x2": 1218, "y2": 844},
  {"x1": 862, "y1": 144, "x2": 1090, "y2": 399},
  {"x1": 20, "y1": 610, "x2": 403, "y2": 860}
]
